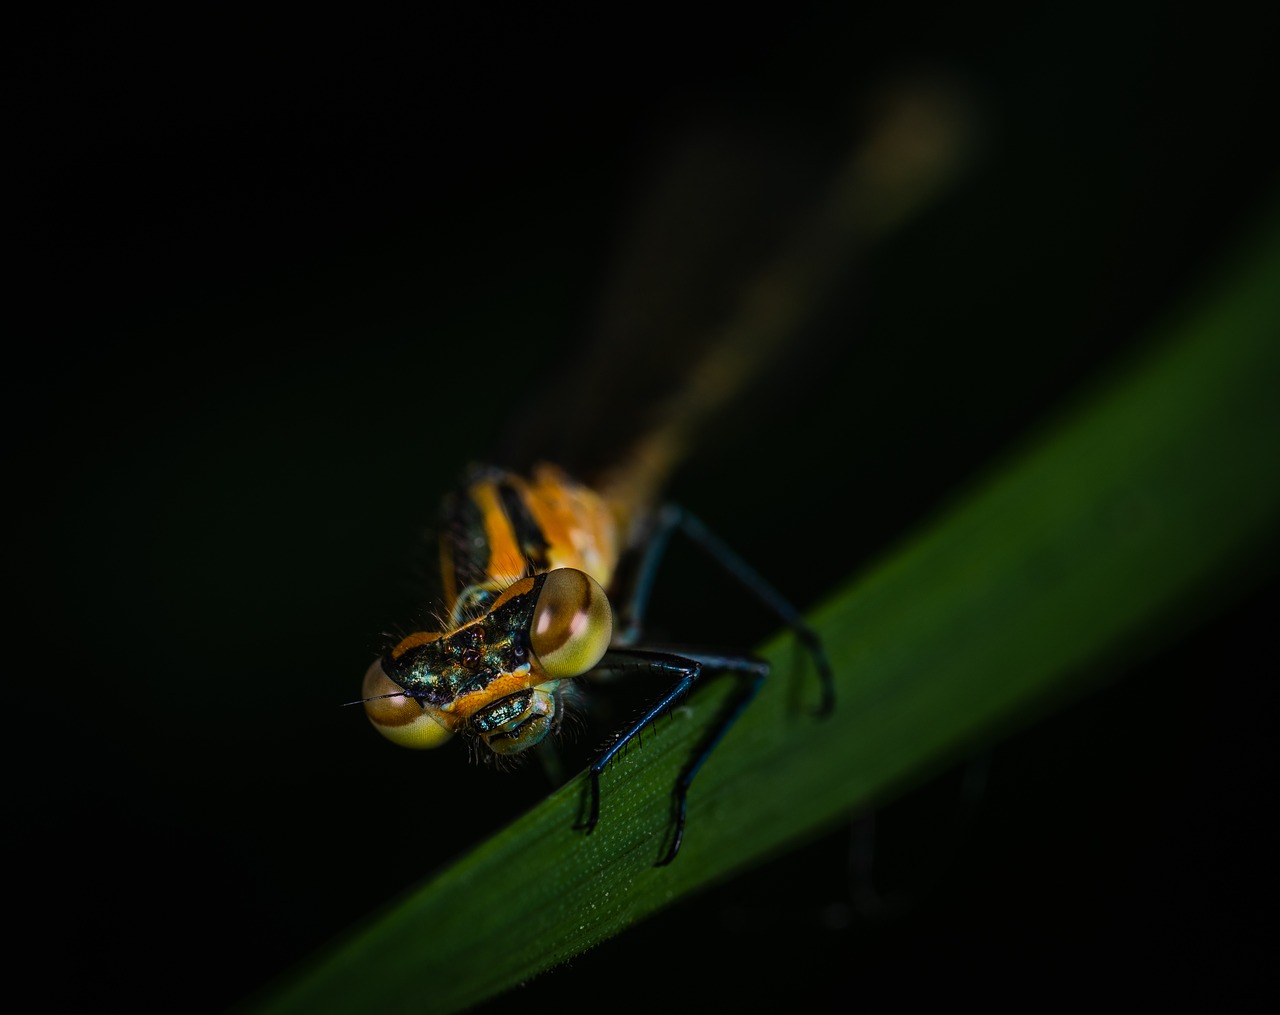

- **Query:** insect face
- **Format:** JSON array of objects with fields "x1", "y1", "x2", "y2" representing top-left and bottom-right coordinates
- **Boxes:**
[{"x1": 362, "y1": 568, "x2": 612, "y2": 755}]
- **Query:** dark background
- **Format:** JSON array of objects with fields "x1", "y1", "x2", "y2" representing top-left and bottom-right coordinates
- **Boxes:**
[{"x1": 11, "y1": 6, "x2": 1277, "y2": 1012}]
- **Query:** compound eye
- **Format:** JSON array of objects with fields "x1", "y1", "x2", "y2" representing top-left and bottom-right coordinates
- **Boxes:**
[
  {"x1": 361, "y1": 658, "x2": 454, "y2": 749},
  {"x1": 529, "y1": 569, "x2": 613, "y2": 678}
]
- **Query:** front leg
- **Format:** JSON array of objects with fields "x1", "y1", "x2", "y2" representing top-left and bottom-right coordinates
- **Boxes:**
[
  {"x1": 616, "y1": 503, "x2": 833, "y2": 716},
  {"x1": 581, "y1": 647, "x2": 770, "y2": 866}
]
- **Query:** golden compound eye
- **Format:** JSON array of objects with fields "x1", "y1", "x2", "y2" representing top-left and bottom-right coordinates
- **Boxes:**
[
  {"x1": 529, "y1": 568, "x2": 612, "y2": 678},
  {"x1": 361, "y1": 658, "x2": 455, "y2": 749}
]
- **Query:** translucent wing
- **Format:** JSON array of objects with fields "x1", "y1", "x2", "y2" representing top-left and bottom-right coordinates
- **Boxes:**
[{"x1": 498, "y1": 78, "x2": 979, "y2": 509}]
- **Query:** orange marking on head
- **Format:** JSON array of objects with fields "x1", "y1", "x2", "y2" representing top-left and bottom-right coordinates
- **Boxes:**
[
  {"x1": 449, "y1": 667, "x2": 542, "y2": 720},
  {"x1": 390, "y1": 630, "x2": 442, "y2": 658},
  {"x1": 490, "y1": 575, "x2": 538, "y2": 611}
]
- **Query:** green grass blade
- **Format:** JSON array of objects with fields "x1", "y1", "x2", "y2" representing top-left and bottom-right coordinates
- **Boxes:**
[{"x1": 243, "y1": 195, "x2": 1280, "y2": 1015}]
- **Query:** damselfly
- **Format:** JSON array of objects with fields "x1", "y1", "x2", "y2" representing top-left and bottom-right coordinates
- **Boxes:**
[
  {"x1": 354, "y1": 81, "x2": 973, "y2": 865},
  {"x1": 360, "y1": 458, "x2": 833, "y2": 864}
]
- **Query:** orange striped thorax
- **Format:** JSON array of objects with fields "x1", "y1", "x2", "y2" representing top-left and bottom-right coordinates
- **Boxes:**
[
  {"x1": 361, "y1": 463, "x2": 623, "y2": 755},
  {"x1": 440, "y1": 462, "x2": 628, "y2": 625}
]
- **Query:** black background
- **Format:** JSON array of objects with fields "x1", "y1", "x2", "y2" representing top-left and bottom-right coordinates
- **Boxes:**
[{"x1": 11, "y1": 6, "x2": 1277, "y2": 1012}]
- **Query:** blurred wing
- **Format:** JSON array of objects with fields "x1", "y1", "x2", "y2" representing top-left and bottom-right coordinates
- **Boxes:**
[{"x1": 498, "y1": 77, "x2": 980, "y2": 510}]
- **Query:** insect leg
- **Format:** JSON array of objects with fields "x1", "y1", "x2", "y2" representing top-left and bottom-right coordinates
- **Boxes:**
[
  {"x1": 658, "y1": 651, "x2": 768, "y2": 866},
  {"x1": 582, "y1": 647, "x2": 769, "y2": 866},
  {"x1": 581, "y1": 649, "x2": 699, "y2": 837},
  {"x1": 618, "y1": 503, "x2": 834, "y2": 715}
]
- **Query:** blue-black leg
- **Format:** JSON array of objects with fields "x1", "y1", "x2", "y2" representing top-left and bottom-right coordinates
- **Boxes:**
[
  {"x1": 660, "y1": 654, "x2": 767, "y2": 866},
  {"x1": 581, "y1": 647, "x2": 769, "y2": 865},
  {"x1": 618, "y1": 503, "x2": 834, "y2": 716}
]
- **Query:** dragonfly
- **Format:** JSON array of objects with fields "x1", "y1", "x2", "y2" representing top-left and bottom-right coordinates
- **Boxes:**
[{"x1": 354, "y1": 81, "x2": 972, "y2": 865}]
